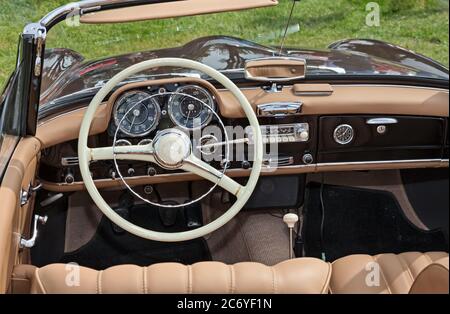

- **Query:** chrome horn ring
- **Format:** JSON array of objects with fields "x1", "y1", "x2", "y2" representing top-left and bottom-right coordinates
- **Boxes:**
[{"x1": 112, "y1": 91, "x2": 230, "y2": 209}]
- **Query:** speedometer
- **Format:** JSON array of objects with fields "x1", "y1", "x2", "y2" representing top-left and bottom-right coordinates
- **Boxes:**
[
  {"x1": 113, "y1": 91, "x2": 161, "y2": 137},
  {"x1": 167, "y1": 85, "x2": 215, "y2": 130}
]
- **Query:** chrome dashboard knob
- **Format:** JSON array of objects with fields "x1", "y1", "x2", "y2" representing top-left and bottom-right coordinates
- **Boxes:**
[
  {"x1": 302, "y1": 153, "x2": 314, "y2": 165},
  {"x1": 147, "y1": 167, "x2": 157, "y2": 176},
  {"x1": 64, "y1": 172, "x2": 75, "y2": 184}
]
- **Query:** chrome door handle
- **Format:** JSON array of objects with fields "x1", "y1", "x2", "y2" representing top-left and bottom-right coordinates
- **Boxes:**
[
  {"x1": 19, "y1": 215, "x2": 48, "y2": 249},
  {"x1": 366, "y1": 118, "x2": 398, "y2": 125}
]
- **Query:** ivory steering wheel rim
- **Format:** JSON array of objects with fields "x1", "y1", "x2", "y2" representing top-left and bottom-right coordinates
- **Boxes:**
[{"x1": 78, "y1": 58, "x2": 263, "y2": 242}]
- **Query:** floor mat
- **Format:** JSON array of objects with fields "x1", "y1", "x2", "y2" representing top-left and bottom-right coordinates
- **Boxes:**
[
  {"x1": 303, "y1": 183, "x2": 448, "y2": 262},
  {"x1": 60, "y1": 204, "x2": 211, "y2": 270}
]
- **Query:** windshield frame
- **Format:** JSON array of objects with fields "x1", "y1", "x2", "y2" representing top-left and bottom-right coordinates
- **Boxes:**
[{"x1": 34, "y1": 0, "x2": 449, "y2": 110}]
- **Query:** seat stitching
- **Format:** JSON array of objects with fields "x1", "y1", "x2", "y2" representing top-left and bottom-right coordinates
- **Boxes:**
[
  {"x1": 97, "y1": 270, "x2": 103, "y2": 294},
  {"x1": 373, "y1": 255, "x2": 392, "y2": 294},
  {"x1": 397, "y1": 254, "x2": 415, "y2": 283},
  {"x1": 143, "y1": 267, "x2": 147, "y2": 294},
  {"x1": 270, "y1": 267, "x2": 277, "y2": 294},
  {"x1": 320, "y1": 263, "x2": 332, "y2": 294},
  {"x1": 34, "y1": 269, "x2": 47, "y2": 294},
  {"x1": 229, "y1": 265, "x2": 235, "y2": 294},
  {"x1": 187, "y1": 265, "x2": 192, "y2": 294}
]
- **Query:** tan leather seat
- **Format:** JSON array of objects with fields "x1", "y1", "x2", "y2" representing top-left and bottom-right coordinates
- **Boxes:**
[
  {"x1": 31, "y1": 258, "x2": 331, "y2": 294},
  {"x1": 330, "y1": 252, "x2": 449, "y2": 294}
]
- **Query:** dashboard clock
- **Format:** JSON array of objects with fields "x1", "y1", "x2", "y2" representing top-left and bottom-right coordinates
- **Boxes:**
[{"x1": 333, "y1": 124, "x2": 354, "y2": 145}]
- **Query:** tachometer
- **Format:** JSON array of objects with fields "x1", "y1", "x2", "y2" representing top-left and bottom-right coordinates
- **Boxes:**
[
  {"x1": 167, "y1": 85, "x2": 215, "y2": 130},
  {"x1": 113, "y1": 91, "x2": 161, "y2": 137}
]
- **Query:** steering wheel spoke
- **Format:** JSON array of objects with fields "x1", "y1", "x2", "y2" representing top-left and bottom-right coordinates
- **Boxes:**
[
  {"x1": 182, "y1": 155, "x2": 244, "y2": 197},
  {"x1": 89, "y1": 144, "x2": 155, "y2": 163},
  {"x1": 78, "y1": 58, "x2": 262, "y2": 242}
]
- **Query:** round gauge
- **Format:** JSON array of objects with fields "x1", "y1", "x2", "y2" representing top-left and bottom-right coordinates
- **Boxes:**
[
  {"x1": 333, "y1": 124, "x2": 354, "y2": 145},
  {"x1": 167, "y1": 85, "x2": 215, "y2": 130},
  {"x1": 113, "y1": 91, "x2": 161, "y2": 137}
]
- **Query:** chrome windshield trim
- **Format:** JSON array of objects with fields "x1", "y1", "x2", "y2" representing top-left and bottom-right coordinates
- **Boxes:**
[{"x1": 39, "y1": 0, "x2": 166, "y2": 28}]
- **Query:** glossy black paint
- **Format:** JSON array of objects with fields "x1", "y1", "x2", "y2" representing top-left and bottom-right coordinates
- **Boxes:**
[
  {"x1": 40, "y1": 36, "x2": 449, "y2": 106},
  {"x1": 329, "y1": 39, "x2": 449, "y2": 78}
]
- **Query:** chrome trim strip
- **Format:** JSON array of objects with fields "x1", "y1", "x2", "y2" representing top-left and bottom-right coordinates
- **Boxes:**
[
  {"x1": 216, "y1": 84, "x2": 449, "y2": 93},
  {"x1": 366, "y1": 117, "x2": 398, "y2": 125},
  {"x1": 317, "y1": 159, "x2": 448, "y2": 167},
  {"x1": 40, "y1": 158, "x2": 448, "y2": 190},
  {"x1": 328, "y1": 84, "x2": 449, "y2": 92},
  {"x1": 257, "y1": 102, "x2": 302, "y2": 116}
]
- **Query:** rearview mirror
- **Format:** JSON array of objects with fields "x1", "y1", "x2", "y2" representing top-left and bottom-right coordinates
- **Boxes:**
[{"x1": 244, "y1": 57, "x2": 306, "y2": 82}]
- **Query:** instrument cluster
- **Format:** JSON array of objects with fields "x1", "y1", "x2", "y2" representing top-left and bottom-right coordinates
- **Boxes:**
[{"x1": 111, "y1": 84, "x2": 217, "y2": 138}]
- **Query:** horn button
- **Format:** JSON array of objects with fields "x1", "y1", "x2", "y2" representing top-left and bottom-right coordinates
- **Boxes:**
[{"x1": 153, "y1": 129, "x2": 192, "y2": 169}]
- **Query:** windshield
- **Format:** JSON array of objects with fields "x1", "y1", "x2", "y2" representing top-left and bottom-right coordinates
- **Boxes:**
[{"x1": 41, "y1": 0, "x2": 449, "y2": 106}]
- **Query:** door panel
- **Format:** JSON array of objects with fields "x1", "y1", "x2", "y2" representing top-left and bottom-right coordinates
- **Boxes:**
[{"x1": 0, "y1": 137, "x2": 40, "y2": 293}]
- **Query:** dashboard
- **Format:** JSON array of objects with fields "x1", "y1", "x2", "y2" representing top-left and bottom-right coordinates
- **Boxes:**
[
  {"x1": 112, "y1": 84, "x2": 216, "y2": 137},
  {"x1": 35, "y1": 79, "x2": 449, "y2": 192}
]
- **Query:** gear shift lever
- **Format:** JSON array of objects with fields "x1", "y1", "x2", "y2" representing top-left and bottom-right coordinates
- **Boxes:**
[{"x1": 283, "y1": 213, "x2": 299, "y2": 259}]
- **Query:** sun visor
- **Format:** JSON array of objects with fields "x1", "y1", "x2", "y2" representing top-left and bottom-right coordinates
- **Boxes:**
[{"x1": 80, "y1": 0, "x2": 279, "y2": 24}]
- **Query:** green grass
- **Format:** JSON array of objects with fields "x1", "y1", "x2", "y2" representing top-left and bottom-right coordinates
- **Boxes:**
[{"x1": 0, "y1": 0, "x2": 448, "y2": 89}]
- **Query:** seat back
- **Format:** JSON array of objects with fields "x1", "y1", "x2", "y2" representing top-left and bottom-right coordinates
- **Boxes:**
[
  {"x1": 409, "y1": 257, "x2": 449, "y2": 294},
  {"x1": 330, "y1": 252, "x2": 449, "y2": 294},
  {"x1": 31, "y1": 258, "x2": 331, "y2": 294}
]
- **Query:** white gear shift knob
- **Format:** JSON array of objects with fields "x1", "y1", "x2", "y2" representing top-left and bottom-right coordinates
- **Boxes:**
[{"x1": 283, "y1": 213, "x2": 299, "y2": 229}]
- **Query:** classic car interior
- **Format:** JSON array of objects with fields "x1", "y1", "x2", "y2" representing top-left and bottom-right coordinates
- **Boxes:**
[{"x1": 0, "y1": 0, "x2": 448, "y2": 294}]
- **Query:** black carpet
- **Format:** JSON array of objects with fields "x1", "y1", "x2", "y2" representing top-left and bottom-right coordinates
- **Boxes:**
[
  {"x1": 31, "y1": 195, "x2": 68, "y2": 267},
  {"x1": 60, "y1": 204, "x2": 211, "y2": 270},
  {"x1": 302, "y1": 183, "x2": 448, "y2": 262}
]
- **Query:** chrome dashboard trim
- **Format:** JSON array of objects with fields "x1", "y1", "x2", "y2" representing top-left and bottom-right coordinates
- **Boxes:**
[
  {"x1": 257, "y1": 102, "x2": 302, "y2": 116},
  {"x1": 40, "y1": 158, "x2": 449, "y2": 191},
  {"x1": 316, "y1": 159, "x2": 449, "y2": 168},
  {"x1": 366, "y1": 117, "x2": 398, "y2": 125},
  {"x1": 216, "y1": 84, "x2": 449, "y2": 93}
]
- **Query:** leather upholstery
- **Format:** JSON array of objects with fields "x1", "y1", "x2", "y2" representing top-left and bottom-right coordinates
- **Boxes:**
[
  {"x1": 409, "y1": 257, "x2": 449, "y2": 294},
  {"x1": 9, "y1": 264, "x2": 37, "y2": 294},
  {"x1": 330, "y1": 252, "x2": 449, "y2": 294},
  {"x1": 31, "y1": 258, "x2": 331, "y2": 294},
  {"x1": 0, "y1": 137, "x2": 40, "y2": 293}
]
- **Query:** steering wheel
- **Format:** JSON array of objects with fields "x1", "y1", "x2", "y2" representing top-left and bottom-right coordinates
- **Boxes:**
[{"x1": 78, "y1": 58, "x2": 263, "y2": 242}]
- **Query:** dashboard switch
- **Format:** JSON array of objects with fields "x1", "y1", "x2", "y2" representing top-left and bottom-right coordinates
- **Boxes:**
[
  {"x1": 299, "y1": 130, "x2": 309, "y2": 141},
  {"x1": 127, "y1": 167, "x2": 135, "y2": 176},
  {"x1": 64, "y1": 171, "x2": 75, "y2": 185},
  {"x1": 147, "y1": 167, "x2": 157, "y2": 177},
  {"x1": 109, "y1": 168, "x2": 117, "y2": 180},
  {"x1": 241, "y1": 160, "x2": 251, "y2": 169},
  {"x1": 302, "y1": 153, "x2": 314, "y2": 165}
]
